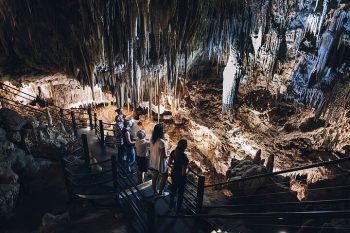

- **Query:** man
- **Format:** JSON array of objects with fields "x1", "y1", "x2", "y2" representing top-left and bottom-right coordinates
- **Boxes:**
[{"x1": 114, "y1": 116, "x2": 124, "y2": 165}]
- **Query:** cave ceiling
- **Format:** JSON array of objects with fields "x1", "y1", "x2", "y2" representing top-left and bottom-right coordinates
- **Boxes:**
[
  {"x1": 0, "y1": 0, "x2": 266, "y2": 88},
  {"x1": 1, "y1": 0, "x2": 350, "y2": 116}
]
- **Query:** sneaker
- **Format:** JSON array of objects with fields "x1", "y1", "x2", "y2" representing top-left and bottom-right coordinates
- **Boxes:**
[{"x1": 158, "y1": 191, "x2": 170, "y2": 197}]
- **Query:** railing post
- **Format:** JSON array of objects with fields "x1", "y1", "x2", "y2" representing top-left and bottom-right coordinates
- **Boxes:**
[
  {"x1": 111, "y1": 155, "x2": 119, "y2": 207},
  {"x1": 94, "y1": 113, "x2": 97, "y2": 135},
  {"x1": 196, "y1": 176, "x2": 205, "y2": 214},
  {"x1": 147, "y1": 201, "x2": 156, "y2": 233},
  {"x1": 59, "y1": 148, "x2": 74, "y2": 201},
  {"x1": 81, "y1": 134, "x2": 90, "y2": 168},
  {"x1": 88, "y1": 107, "x2": 93, "y2": 130},
  {"x1": 99, "y1": 120, "x2": 104, "y2": 147},
  {"x1": 111, "y1": 155, "x2": 118, "y2": 189},
  {"x1": 70, "y1": 111, "x2": 78, "y2": 136}
]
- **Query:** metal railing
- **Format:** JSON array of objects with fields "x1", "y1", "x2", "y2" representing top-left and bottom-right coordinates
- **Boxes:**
[
  {"x1": 59, "y1": 133, "x2": 153, "y2": 232},
  {"x1": 0, "y1": 82, "x2": 89, "y2": 135}
]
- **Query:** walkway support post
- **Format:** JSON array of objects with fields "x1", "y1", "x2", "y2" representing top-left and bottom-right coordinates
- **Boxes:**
[
  {"x1": 94, "y1": 113, "x2": 97, "y2": 135},
  {"x1": 81, "y1": 134, "x2": 90, "y2": 168},
  {"x1": 88, "y1": 107, "x2": 93, "y2": 130},
  {"x1": 99, "y1": 120, "x2": 104, "y2": 147},
  {"x1": 59, "y1": 148, "x2": 74, "y2": 201},
  {"x1": 111, "y1": 155, "x2": 118, "y2": 189},
  {"x1": 71, "y1": 111, "x2": 78, "y2": 136},
  {"x1": 147, "y1": 201, "x2": 156, "y2": 233},
  {"x1": 196, "y1": 175, "x2": 205, "y2": 214}
]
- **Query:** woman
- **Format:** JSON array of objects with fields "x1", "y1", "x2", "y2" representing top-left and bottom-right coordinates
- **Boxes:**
[
  {"x1": 169, "y1": 139, "x2": 189, "y2": 213},
  {"x1": 149, "y1": 123, "x2": 168, "y2": 196},
  {"x1": 135, "y1": 130, "x2": 150, "y2": 183}
]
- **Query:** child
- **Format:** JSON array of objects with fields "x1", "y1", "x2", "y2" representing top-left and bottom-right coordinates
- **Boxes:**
[
  {"x1": 169, "y1": 139, "x2": 189, "y2": 213},
  {"x1": 135, "y1": 130, "x2": 150, "y2": 183}
]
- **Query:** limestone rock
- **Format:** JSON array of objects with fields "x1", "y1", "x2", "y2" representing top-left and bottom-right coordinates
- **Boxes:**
[
  {"x1": 226, "y1": 158, "x2": 268, "y2": 195},
  {"x1": 0, "y1": 128, "x2": 6, "y2": 142},
  {"x1": 299, "y1": 117, "x2": 325, "y2": 132},
  {"x1": 0, "y1": 184, "x2": 20, "y2": 218},
  {"x1": 252, "y1": 149, "x2": 262, "y2": 164},
  {"x1": 38, "y1": 212, "x2": 70, "y2": 233},
  {"x1": 0, "y1": 165, "x2": 18, "y2": 184},
  {"x1": 0, "y1": 108, "x2": 27, "y2": 131}
]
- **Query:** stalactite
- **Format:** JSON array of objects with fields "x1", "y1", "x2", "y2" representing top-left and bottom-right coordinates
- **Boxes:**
[{"x1": 222, "y1": 48, "x2": 242, "y2": 113}]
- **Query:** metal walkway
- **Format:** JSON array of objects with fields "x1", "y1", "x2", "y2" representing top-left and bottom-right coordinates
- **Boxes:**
[{"x1": 77, "y1": 128, "x2": 212, "y2": 233}]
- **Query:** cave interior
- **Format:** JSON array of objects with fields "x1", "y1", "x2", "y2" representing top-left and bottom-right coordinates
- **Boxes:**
[{"x1": 1, "y1": 0, "x2": 350, "y2": 233}]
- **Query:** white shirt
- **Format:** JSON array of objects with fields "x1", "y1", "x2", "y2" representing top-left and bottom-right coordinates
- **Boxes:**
[
  {"x1": 136, "y1": 138, "x2": 150, "y2": 157},
  {"x1": 149, "y1": 139, "x2": 168, "y2": 173}
]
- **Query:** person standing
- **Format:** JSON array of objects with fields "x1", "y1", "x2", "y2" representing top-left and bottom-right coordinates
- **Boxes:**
[
  {"x1": 123, "y1": 120, "x2": 136, "y2": 174},
  {"x1": 135, "y1": 130, "x2": 150, "y2": 184},
  {"x1": 115, "y1": 108, "x2": 125, "y2": 129},
  {"x1": 169, "y1": 139, "x2": 189, "y2": 213},
  {"x1": 130, "y1": 119, "x2": 140, "y2": 139},
  {"x1": 149, "y1": 123, "x2": 168, "y2": 196},
  {"x1": 114, "y1": 116, "x2": 124, "y2": 164}
]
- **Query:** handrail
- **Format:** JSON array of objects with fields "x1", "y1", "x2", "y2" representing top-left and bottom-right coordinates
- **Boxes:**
[
  {"x1": 1, "y1": 87, "x2": 38, "y2": 102},
  {"x1": 205, "y1": 156, "x2": 350, "y2": 188},
  {"x1": 158, "y1": 210, "x2": 350, "y2": 219},
  {"x1": 103, "y1": 122, "x2": 115, "y2": 126},
  {"x1": 88, "y1": 159, "x2": 112, "y2": 167},
  {"x1": 65, "y1": 168, "x2": 113, "y2": 177},
  {"x1": 202, "y1": 198, "x2": 350, "y2": 209},
  {"x1": 0, "y1": 82, "x2": 62, "y2": 113},
  {"x1": 67, "y1": 176, "x2": 113, "y2": 187},
  {"x1": 0, "y1": 96, "x2": 69, "y2": 124},
  {"x1": 168, "y1": 161, "x2": 201, "y2": 179},
  {"x1": 1, "y1": 82, "x2": 37, "y2": 98},
  {"x1": 0, "y1": 95, "x2": 46, "y2": 114}
]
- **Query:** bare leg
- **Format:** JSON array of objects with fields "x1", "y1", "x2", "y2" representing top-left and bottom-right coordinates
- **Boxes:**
[
  {"x1": 141, "y1": 172, "x2": 144, "y2": 183},
  {"x1": 137, "y1": 170, "x2": 142, "y2": 184},
  {"x1": 159, "y1": 173, "x2": 168, "y2": 195},
  {"x1": 152, "y1": 170, "x2": 159, "y2": 195}
]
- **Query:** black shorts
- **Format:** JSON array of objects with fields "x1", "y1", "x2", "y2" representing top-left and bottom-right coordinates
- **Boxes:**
[{"x1": 136, "y1": 156, "x2": 148, "y2": 172}]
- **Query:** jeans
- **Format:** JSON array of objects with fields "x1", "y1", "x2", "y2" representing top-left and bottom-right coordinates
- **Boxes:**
[
  {"x1": 125, "y1": 146, "x2": 136, "y2": 173},
  {"x1": 170, "y1": 175, "x2": 186, "y2": 212},
  {"x1": 117, "y1": 145, "x2": 125, "y2": 164}
]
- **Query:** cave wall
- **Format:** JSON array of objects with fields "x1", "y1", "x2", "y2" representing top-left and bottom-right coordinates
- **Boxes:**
[
  {"x1": 238, "y1": 0, "x2": 350, "y2": 117},
  {"x1": 1, "y1": 74, "x2": 114, "y2": 109}
]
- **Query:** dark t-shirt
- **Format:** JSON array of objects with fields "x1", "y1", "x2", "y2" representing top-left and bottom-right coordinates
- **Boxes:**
[
  {"x1": 170, "y1": 149, "x2": 189, "y2": 177},
  {"x1": 123, "y1": 128, "x2": 134, "y2": 147}
]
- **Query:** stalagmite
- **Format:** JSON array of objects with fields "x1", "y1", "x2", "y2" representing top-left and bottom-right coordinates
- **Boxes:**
[
  {"x1": 252, "y1": 149, "x2": 262, "y2": 164},
  {"x1": 266, "y1": 155, "x2": 275, "y2": 173},
  {"x1": 46, "y1": 108, "x2": 53, "y2": 127}
]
